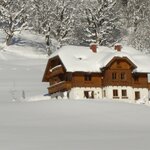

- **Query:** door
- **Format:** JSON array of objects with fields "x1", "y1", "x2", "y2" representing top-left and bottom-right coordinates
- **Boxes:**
[{"x1": 135, "y1": 91, "x2": 140, "y2": 100}]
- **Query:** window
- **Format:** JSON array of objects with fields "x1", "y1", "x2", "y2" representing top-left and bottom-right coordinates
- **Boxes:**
[
  {"x1": 122, "y1": 90, "x2": 127, "y2": 98},
  {"x1": 85, "y1": 74, "x2": 92, "y2": 81},
  {"x1": 103, "y1": 90, "x2": 106, "y2": 97},
  {"x1": 112, "y1": 72, "x2": 117, "y2": 80},
  {"x1": 113, "y1": 90, "x2": 118, "y2": 97},
  {"x1": 84, "y1": 91, "x2": 94, "y2": 99},
  {"x1": 121, "y1": 72, "x2": 126, "y2": 80}
]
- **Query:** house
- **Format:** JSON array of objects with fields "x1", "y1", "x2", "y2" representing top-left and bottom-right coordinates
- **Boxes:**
[{"x1": 42, "y1": 44, "x2": 150, "y2": 101}]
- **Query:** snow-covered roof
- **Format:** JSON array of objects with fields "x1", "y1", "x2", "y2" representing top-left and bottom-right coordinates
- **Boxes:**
[{"x1": 50, "y1": 45, "x2": 150, "y2": 73}]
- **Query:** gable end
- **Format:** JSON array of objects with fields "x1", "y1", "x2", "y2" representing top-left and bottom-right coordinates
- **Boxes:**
[
  {"x1": 104, "y1": 57, "x2": 137, "y2": 70},
  {"x1": 42, "y1": 56, "x2": 66, "y2": 82}
]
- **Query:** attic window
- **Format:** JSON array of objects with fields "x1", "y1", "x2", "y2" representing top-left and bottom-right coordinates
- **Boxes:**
[
  {"x1": 112, "y1": 72, "x2": 117, "y2": 80},
  {"x1": 121, "y1": 72, "x2": 126, "y2": 80}
]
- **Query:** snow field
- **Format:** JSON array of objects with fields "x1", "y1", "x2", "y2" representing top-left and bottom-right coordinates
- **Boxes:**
[
  {"x1": 0, "y1": 100, "x2": 150, "y2": 150},
  {"x1": 0, "y1": 53, "x2": 47, "y2": 102}
]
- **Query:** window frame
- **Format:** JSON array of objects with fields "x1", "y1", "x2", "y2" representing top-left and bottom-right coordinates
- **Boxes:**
[
  {"x1": 112, "y1": 72, "x2": 117, "y2": 80},
  {"x1": 113, "y1": 89, "x2": 119, "y2": 98},
  {"x1": 84, "y1": 91, "x2": 94, "y2": 99},
  {"x1": 120, "y1": 72, "x2": 126, "y2": 80},
  {"x1": 103, "y1": 90, "x2": 106, "y2": 97},
  {"x1": 121, "y1": 89, "x2": 128, "y2": 99}
]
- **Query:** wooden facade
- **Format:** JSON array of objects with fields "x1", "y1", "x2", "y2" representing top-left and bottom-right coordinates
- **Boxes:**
[
  {"x1": 102, "y1": 57, "x2": 148, "y2": 88},
  {"x1": 43, "y1": 55, "x2": 150, "y2": 96},
  {"x1": 72, "y1": 73, "x2": 102, "y2": 87},
  {"x1": 42, "y1": 56, "x2": 65, "y2": 82}
]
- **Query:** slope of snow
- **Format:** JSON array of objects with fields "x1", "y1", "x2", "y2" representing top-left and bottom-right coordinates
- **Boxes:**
[
  {"x1": 0, "y1": 30, "x2": 47, "y2": 59},
  {"x1": 0, "y1": 30, "x2": 48, "y2": 102},
  {"x1": 0, "y1": 51, "x2": 48, "y2": 102},
  {"x1": 0, "y1": 100, "x2": 150, "y2": 150},
  {"x1": 50, "y1": 45, "x2": 150, "y2": 73}
]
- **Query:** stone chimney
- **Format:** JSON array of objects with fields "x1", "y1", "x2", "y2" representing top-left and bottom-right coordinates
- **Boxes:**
[
  {"x1": 114, "y1": 43, "x2": 122, "y2": 52},
  {"x1": 90, "y1": 43, "x2": 97, "y2": 53}
]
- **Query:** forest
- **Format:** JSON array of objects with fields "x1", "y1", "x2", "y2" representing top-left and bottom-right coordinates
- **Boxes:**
[{"x1": 0, "y1": 0, "x2": 150, "y2": 54}]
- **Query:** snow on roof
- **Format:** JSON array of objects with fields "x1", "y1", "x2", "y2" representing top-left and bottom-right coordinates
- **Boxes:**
[{"x1": 50, "y1": 45, "x2": 150, "y2": 73}]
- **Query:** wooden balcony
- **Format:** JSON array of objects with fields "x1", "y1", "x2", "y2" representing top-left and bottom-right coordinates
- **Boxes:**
[
  {"x1": 48, "y1": 81, "x2": 72, "y2": 94},
  {"x1": 49, "y1": 65, "x2": 65, "y2": 77}
]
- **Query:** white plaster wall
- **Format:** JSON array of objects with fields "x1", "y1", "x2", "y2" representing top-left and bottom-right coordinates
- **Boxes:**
[
  {"x1": 103, "y1": 86, "x2": 133, "y2": 101},
  {"x1": 69, "y1": 88, "x2": 83, "y2": 99},
  {"x1": 51, "y1": 87, "x2": 149, "y2": 101},
  {"x1": 101, "y1": 86, "x2": 134, "y2": 101},
  {"x1": 133, "y1": 88, "x2": 149, "y2": 101},
  {"x1": 69, "y1": 87, "x2": 102, "y2": 99},
  {"x1": 103, "y1": 86, "x2": 149, "y2": 101}
]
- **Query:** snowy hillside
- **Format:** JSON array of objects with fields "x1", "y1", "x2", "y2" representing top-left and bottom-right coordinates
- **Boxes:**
[
  {"x1": 0, "y1": 30, "x2": 47, "y2": 58},
  {"x1": 0, "y1": 30, "x2": 48, "y2": 102}
]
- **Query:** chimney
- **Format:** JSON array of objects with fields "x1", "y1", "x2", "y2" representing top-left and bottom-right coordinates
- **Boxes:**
[
  {"x1": 90, "y1": 43, "x2": 97, "y2": 53},
  {"x1": 114, "y1": 43, "x2": 122, "y2": 52}
]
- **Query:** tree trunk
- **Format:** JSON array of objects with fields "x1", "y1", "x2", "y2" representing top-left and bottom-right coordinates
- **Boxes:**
[
  {"x1": 45, "y1": 34, "x2": 52, "y2": 56},
  {"x1": 6, "y1": 34, "x2": 13, "y2": 46}
]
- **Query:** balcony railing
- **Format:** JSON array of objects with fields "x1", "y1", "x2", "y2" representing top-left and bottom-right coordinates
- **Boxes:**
[
  {"x1": 49, "y1": 65, "x2": 65, "y2": 77},
  {"x1": 48, "y1": 81, "x2": 72, "y2": 94}
]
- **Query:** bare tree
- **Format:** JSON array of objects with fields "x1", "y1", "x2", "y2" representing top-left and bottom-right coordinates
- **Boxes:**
[
  {"x1": 75, "y1": 0, "x2": 121, "y2": 46},
  {"x1": 0, "y1": 0, "x2": 28, "y2": 45}
]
